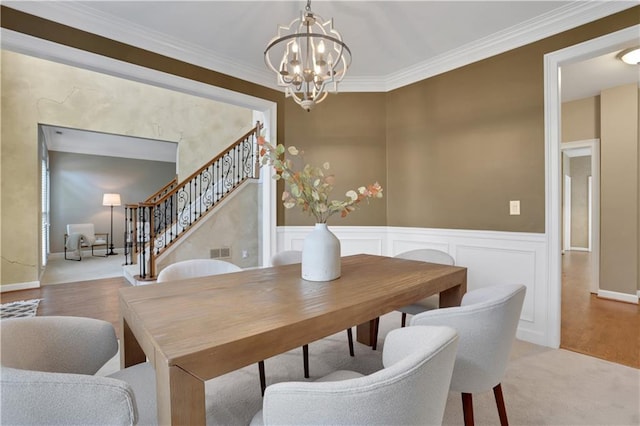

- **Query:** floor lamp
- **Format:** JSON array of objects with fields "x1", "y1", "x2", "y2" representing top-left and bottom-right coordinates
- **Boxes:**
[{"x1": 103, "y1": 193, "x2": 121, "y2": 256}]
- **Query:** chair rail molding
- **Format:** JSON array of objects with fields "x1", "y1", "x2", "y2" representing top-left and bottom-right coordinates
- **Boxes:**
[{"x1": 277, "y1": 226, "x2": 548, "y2": 346}]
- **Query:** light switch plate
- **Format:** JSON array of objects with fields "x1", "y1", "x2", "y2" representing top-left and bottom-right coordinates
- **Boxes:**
[{"x1": 510, "y1": 200, "x2": 521, "y2": 215}]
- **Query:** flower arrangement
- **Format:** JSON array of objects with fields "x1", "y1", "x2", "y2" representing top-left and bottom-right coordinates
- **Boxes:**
[{"x1": 258, "y1": 136, "x2": 383, "y2": 224}]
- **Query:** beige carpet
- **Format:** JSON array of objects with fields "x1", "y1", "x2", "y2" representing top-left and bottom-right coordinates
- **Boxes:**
[
  {"x1": 41, "y1": 252, "x2": 125, "y2": 285},
  {"x1": 98, "y1": 311, "x2": 640, "y2": 426}
]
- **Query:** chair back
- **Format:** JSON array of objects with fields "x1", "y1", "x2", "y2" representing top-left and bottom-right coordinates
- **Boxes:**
[
  {"x1": 411, "y1": 284, "x2": 526, "y2": 393},
  {"x1": 395, "y1": 248, "x2": 455, "y2": 265},
  {"x1": 260, "y1": 326, "x2": 458, "y2": 425},
  {"x1": 1, "y1": 366, "x2": 138, "y2": 426},
  {"x1": 0, "y1": 316, "x2": 144, "y2": 425},
  {"x1": 66, "y1": 223, "x2": 96, "y2": 239},
  {"x1": 1, "y1": 316, "x2": 118, "y2": 375},
  {"x1": 156, "y1": 258, "x2": 242, "y2": 282},
  {"x1": 271, "y1": 250, "x2": 302, "y2": 266}
]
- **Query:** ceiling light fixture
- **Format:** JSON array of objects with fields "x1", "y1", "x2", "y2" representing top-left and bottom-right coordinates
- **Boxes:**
[
  {"x1": 619, "y1": 47, "x2": 640, "y2": 65},
  {"x1": 264, "y1": 0, "x2": 351, "y2": 112}
]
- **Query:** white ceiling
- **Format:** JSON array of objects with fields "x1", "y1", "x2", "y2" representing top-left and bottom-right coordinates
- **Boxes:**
[
  {"x1": 42, "y1": 125, "x2": 178, "y2": 163},
  {"x1": 561, "y1": 47, "x2": 640, "y2": 102},
  {"x1": 4, "y1": 0, "x2": 637, "y2": 96}
]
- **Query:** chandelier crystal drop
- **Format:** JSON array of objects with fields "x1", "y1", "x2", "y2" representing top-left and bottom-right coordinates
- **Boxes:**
[{"x1": 264, "y1": 0, "x2": 351, "y2": 111}]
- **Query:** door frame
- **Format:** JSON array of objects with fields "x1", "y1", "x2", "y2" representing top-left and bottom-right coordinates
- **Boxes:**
[
  {"x1": 544, "y1": 24, "x2": 639, "y2": 347},
  {"x1": 562, "y1": 172, "x2": 571, "y2": 253},
  {"x1": 561, "y1": 139, "x2": 600, "y2": 294}
]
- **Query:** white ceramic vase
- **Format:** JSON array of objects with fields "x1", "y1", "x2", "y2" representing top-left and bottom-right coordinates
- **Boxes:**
[{"x1": 302, "y1": 223, "x2": 341, "y2": 281}]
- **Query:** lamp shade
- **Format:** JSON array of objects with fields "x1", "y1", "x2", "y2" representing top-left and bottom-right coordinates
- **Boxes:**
[{"x1": 103, "y1": 193, "x2": 121, "y2": 206}]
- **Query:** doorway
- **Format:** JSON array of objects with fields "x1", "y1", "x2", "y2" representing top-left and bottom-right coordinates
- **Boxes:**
[
  {"x1": 4, "y1": 29, "x2": 278, "y2": 279},
  {"x1": 544, "y1": 24, "x2": 639, "y2": 348},
  {"x1": 561, "y1": 139, "x2": 599, "y2": 294}
]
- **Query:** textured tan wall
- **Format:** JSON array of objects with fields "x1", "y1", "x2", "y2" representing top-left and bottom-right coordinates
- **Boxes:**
[
  {"x1": 1, "y1": 50, "x2": 253, "y2": 286},
  {"x1": 157, "y1": 182, "x2": 260, "y2": 270},
  {"x1": 569, "y1": 156, "x2": 591, "y2": 248},
  {"x1": 283, "y1": 93, "x2": 387, "y2": 226},
  {"x1": 600, "y1": 84, "x2": 638, "y2": 295},
  {"x1": 562, "y1": 96, "x2": 600, "y2": 141}
]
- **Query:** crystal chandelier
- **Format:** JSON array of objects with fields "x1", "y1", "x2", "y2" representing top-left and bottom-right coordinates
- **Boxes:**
[{"x1": 264, "y1": 0, "x2": 351, "y2": 112}]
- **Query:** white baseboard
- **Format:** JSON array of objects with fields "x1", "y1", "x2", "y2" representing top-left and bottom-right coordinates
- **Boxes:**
[
  {"x1": 0, "y1": 281, "x2": 40, "y2": 293},
  {"x1": 597, "y1": 289, "x2": 639, "y2": 304}
]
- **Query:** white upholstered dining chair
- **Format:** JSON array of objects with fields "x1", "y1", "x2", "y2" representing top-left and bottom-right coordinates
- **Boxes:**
[
  {"x1": 156, "y1": 258, "x2": 242, "y2": 282},
  {"x1": 270, "y1": 250, "x2": 355, "y2": 381},
  {"x1": 394, "y1": 249, "x2": 456, "y2": 326},
  {"x1": 250, "y1": 325, "x2": 459, "y2": 426},
  {"x1": 368, "y1": 249, "x2": 456, "y2": 350},
  {"x1": 411, "y1": 284, "x2": 526, "y2": 426},
  {"x1": 1, "y1": 316, "x2": 157, "y2": 425}
]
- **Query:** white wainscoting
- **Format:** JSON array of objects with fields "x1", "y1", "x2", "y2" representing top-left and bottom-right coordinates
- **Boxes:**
[{"x1": 277, "y1": 226, "x2": 549, "y2": 347}]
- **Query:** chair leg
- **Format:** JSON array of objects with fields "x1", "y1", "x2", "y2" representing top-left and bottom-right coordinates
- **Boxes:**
[
  {"x1": 303, "y1": 344, "x2": 309, "y2": 378},
  {"x1": 493, "y1": 383, "x2": 509, "y2": 426},
  {"x1": 258, "y1": 361, "x2": 266, "y2": 397},
  {"x1": 462, "y1": 393, "x2": 474, "y2": 426},
  {"x1": 346, "y1": 327, "x2": 354, "y2": 357},
  {"x1": 401, "y1": 312, "x2": 407, "y2": 327},
  {"x1": 371, "y1": 317, "x2": 380, "y2": 350}
]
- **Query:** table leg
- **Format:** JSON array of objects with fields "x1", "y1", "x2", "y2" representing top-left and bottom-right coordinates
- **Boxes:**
[
  {"x1": 439, "y1": 275, "x2": 467, "y2": 308},
  {"x1": 120, "y1": 316, "x2": 146, "y2": 368},
  {"x1": 356, "y1": 319, "x2": 377, "y2": 346},
  {"x1": 156, "y1": 364, "x2": 206, "y2": 425}
]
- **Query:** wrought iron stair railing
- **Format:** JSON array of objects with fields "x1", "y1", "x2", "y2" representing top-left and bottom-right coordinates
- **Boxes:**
[{"x1": 124, "y1": 123, "x2": 262, "y2": 280}]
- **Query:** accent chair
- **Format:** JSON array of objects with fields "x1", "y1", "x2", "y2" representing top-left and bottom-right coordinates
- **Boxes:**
[
  {"x1": 250, "y1": 325, "x2": 459, "y2": 425},
  {"x1": 1, "y1": 316, "x2": 156, "y2": 425},
  {"x1": 411, "y1": 284, "x2": 526, "y2": 426}
]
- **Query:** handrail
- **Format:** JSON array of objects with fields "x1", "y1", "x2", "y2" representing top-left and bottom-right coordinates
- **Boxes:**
[
  {"x1": 125, "y1": 122, "x2": 263, "y2": 280},
  {"x1": 155, "y1": 125, "x2": 262, "y2": 205},
  {"x1": 145, "y1": 177, "x2": 178, "y2": 203}
]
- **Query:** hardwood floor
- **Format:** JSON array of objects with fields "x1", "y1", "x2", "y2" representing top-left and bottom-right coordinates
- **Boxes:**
[
  {"x1": 561, "y1": 251, "x2": 640, "y2": 368},
  {"x1": 2, "y1": 256, "x2": 638, "y2": 368},
  {"x1": 0, "y1": 277, "x2": 130, "y2": 339}
]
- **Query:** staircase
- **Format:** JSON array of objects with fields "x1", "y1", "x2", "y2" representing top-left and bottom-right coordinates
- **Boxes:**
[{"x1": 124, "y1": 123, "x2": 262, "y2": 281}]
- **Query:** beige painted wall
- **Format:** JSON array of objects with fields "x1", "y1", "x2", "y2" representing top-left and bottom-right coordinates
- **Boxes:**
[
  {"x1": 1, "y1": 50, "x2": 253, "y2": 286},
  {"x1": 600, "y1": 84, "x2": 638, "y2": 295},
  {"x1": 386, "y1": 43, "x2": 545, "y2": 232},
  {"x1": 569, "y1": 156, "x2": 591, "y2": 248},
  {"x1": 562, "y1": 96, "x2": 600, "y2": 141},
  {"x1": 283, "y1": 93, "x2": 387, "y2": 226}
]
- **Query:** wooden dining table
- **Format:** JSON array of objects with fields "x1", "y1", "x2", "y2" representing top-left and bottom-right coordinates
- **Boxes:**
[{"x1": 119, "y1": 253, "x2": 467, "y2": 425}]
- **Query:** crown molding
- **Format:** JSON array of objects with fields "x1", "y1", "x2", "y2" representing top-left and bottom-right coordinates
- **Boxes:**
[
  {"x1": 2, "y1": 1, "x2": 636, "y2": 93},
  {"x1": 382, "y1": 1, "x2": 637, "y2": 92},
  {"x1": 2, "y1": 1, "x2": 276, "y2": 89}
]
